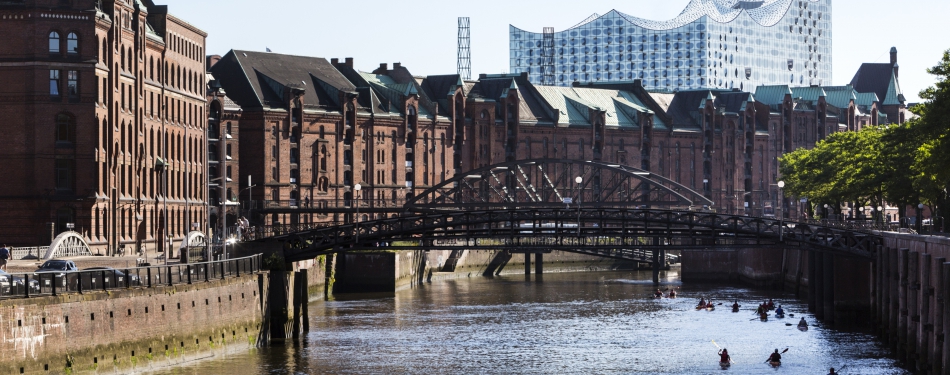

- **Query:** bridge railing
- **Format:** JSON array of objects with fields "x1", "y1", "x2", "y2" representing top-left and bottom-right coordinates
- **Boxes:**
[
  {"x1": 9, "y1": 246, "x2": 48, "y2": 260},
  {"x1": 0, "y1": 254, "x2": 262, "y2": 300}
]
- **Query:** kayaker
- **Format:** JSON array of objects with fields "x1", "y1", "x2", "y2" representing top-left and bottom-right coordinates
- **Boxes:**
[
  {"x1": 766, "y1": 298, "x2": 775, "y2": 310},
  {"x1": 775, "y1": 305, "x2": 785, "y2": 315},
  {"x1": 699, "y1": 297, "x2": 706, "y2": 306},
  {"x1": 654, "y1": 289, "x2": 663, "y2": 298},
  {"x1": 767, "y1": 349, "x2": 782, "y2": 364},
  {"x1": 798, "y1": 317, "x2": 808, "y2": 328},
  {"x1": 668, "y1": 289, "x2": 677, "y2": 298},
  {"x1": 732, "y1": 300, "x2": 740, "y2": 309},
  {"x1": 718, "y1": 349, "x2": 730, "y2": 363},
  {"x1": 756, "y1": 304, "x2": 764, "y2": 315},
  {"x1": 706, "y1": 299, "x2": 714, "y2": 308},
  {"x1": 828, "y1": 367, "x2": 837, "y2": 375}
]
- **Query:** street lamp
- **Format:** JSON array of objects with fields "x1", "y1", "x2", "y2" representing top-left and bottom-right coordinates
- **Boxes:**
[
  {"x1": 354, "y1": 183, "x2": 361, "y2": 244},
  {"x1": 777, "y1": 181, "x2": 784, "y2": 242},
  {"x1": 575, "y1": 176, "x2": 583, "y2": 237},
  {"x1": 877, "y1": 206, "x2": 884, "y2": 226},
  {"x1": 918, "y1": 203, "x2": 924, "y2": 233}
]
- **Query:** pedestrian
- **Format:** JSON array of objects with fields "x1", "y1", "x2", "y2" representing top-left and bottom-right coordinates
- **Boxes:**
[{"x1": 0, "y1": 244, "x2": 9, "y2": 271}]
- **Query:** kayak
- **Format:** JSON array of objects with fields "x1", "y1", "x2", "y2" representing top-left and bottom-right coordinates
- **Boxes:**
[
  {"x1": 732, "y1": 306, "x2": 740, "y2": 313},
  {"x1": 775, "y1": 313, "x2": 785, "y2": 318},
  {"x1": 719, "y1": 361, "x2": 731, "y2": 368},
  {"x1": 769, "y1": 361, "x2": 781, "y2": 367},
  {"x1": 706, "y1": 306, "x2": 715, "y2": 311},
  {"x1": 797, "y1": 325, "x2": 808, "y2": 331},
  {"x1": 759, "y1": 313, "x2": 768, "y2": 320}
]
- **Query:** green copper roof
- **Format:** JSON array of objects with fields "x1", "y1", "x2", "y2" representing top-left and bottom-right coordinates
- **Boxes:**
[
  {"x1": 855, "y1": 92, "x2": 879, "y2": 108},
  {"x1": 882, "y1": 71, "x2": 904, "y2": 106},
  {"x1": 532, "y1": 86, "x2": 656, "y2": 128},
  {"x1": 753, "y1": 85, "x2": 792, "y2": 105},
  {"x1": 822, "y1": 85, "x2": 857, "y2": 109},
  {"x1": 790, "y1": 86, "x2": 827, "y2": 102}
]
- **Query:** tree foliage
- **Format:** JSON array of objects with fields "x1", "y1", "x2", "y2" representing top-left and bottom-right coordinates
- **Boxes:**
[{"x1": 779, "y1": 49, "x2": 950, "y2": 221}]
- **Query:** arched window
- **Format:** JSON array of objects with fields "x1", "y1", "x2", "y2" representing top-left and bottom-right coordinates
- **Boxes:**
[
  {"x1": 67, "y1": 33, "x2": 78, "y2": 54},
  {"x1": 49, "y1": 31, "x2": 60, "y2": 53},
  {"x1": 55, "y1": 113, "x2": 75, "y2": 144}
]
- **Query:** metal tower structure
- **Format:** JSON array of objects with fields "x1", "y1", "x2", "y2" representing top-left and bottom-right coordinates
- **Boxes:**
[
  {"x1": 541, "y1": 27, "x2": 555, "y2": 86},
  {"x1": 457, "y1": 17, "x2": 471, "y2": 80}
]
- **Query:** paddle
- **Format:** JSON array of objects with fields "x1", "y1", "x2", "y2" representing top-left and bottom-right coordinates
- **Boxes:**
[{"x1": 711, "y1": 340, "x2": 738, "y2": 364}]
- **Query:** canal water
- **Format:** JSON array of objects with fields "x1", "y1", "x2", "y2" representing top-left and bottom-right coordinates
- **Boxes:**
[{"x1": 153, "y1": 270, "x2": 907, "y2": 374}]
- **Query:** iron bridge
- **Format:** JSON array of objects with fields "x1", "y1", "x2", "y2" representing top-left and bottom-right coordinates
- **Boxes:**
[{"x1": 253, "y1": 159, "x2": 883, "y2": 263}]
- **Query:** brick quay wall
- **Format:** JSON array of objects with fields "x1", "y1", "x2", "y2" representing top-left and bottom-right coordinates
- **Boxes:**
[{"x1": 0, "y1": 274, "x2": 265, "y2": 375}]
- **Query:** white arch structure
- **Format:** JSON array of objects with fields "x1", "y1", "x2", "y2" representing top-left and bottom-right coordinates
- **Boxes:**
[
  {"x1": 43, "y1": 231, "x2": 92, "y2": 260},
  {"x1": 178, "y1": 231, "x2": 207, "y2": 254}
]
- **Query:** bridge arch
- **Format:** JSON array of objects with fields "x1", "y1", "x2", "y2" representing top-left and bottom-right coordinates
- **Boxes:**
[
  {"x1": 43, "y1": 231, "x2": 92, "y2": 260},
  {"x1": 405, "y1": 159, "x2": 714, "y2": 212}
]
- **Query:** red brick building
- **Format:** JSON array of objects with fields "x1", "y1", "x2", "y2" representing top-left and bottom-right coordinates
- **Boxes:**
[
  {"x1": 0, "y1": 0, "x2": 208, "y2": 254},
  {"x1": 208, "y1": 49, "x2": 910, "y2": 228}
]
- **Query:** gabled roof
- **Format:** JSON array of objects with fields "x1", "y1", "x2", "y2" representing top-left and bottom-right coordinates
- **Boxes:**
[
  {"x1": 753, "y1": 85, "x2": 792, "y2": 106},
  {"x1": 790, "y1": 86, "x2": 826, "y2": 103},
  {"x1": 210, "y1": 50, "x2": 355, "y2": 110},
  {"x1": 854, "y1": 92, "x2": 879, "y2": 110},
  {"x1": 469, "y1": 74, "x2": 553, "y2": 123},
  {"x1": 822, "y1": 85, "x2": 857, "y2": 109},
  {"x1": 850, "y1": 63, "x2": 902, "y2": 106},
  {"x1": 665, "y1": 90, "x2": 730, "y2": 129},
  {"x1": 532, "y1": 86, "x2": 654, "y2": 128},
  {"x1": 420, "y1": 74, "x2": 465, "y2": 117}
]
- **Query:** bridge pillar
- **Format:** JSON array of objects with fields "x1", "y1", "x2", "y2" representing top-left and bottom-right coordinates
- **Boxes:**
[
  {"x1": 920, "y1": 253, "x2": 933, "y2": 374},
  {"x1": 524, "y1": 253, "x2": 532, "y2": 277},
  {"x1": 875, "y1": 245, "x2": 884, "y2": 337},
  {"x1": 652, "y1": 248, "x2": 660, "y2": 284},
  {"x1": 822, "y1": 252, "x2": 834, "y2": 325},
  {"x1": 808, "y1": 250, "x2": 817, "y2": 313},
  {"x1": 881, "y1": 247, "x2": 892, "y2": 342},
  {"x1": 535, "y1": 253, "x2": 543, "y2": 276},
  {"x1": 815, "y1": 251, "x2": 825, "y2": 319},
  {"x1": 907, "y1": 251, "x2": 920, "y2": 370},
  {"x1": 933, "y1": 257, "x2": 945, "y2": 375},
  {"x1": 898, "y1": 248, "x2": 909, "y2": 363}
]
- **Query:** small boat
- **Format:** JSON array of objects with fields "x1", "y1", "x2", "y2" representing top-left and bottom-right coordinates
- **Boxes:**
[
  {"x1": 769, "y1": 361, "x2": 781, "y2": 367},
  {"x1": 732, "y1": 306, "x2": 740, "y2": 313},
  {"x1": 719, "y1": 361, "x2": 731, "y2": 368},
  {"x1": 759, "y1": 313, "x2": 768, "y2": 320},
  {"x1": 706, "y1": 305, "x2": 715, "y2": 311},
  {"x1": 775, "y1": 313, "x2": 785, "y2": 319},
  {"x1": 797, "y1": 325, "x2": 808, "y2": 332}
]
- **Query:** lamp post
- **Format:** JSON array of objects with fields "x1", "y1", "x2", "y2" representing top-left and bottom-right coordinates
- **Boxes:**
[
  {"x1": 878, "y1": 206, "x2": 884, "y2": 226},
  {"x1": 354, "y1": 183, "x2": 361, "y2": 244},
  {"x1": 777, "y1": 181, "x2": 784, "y2": 242},
  {"x1": 575, "y1": 176, "x2": 583, "y2": 237},
  {"x1": 918, "y1": 203, "x2": 924, "y2": 233}
]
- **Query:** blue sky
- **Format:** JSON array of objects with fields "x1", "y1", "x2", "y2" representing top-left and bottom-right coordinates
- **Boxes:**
[{"x1": 164, "y1": 0, "x2": 948, "y2": 103}]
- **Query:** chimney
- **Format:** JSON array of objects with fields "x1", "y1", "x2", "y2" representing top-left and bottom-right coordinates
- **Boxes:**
[
  {"x1": 205, "y1": 54, "x2": 221, "y2": 70},
  {"x1": 890, "y1": 46, "x2": 897, "y2": 65},
  {"x1": 331, "y1": 58, "x2": 339, "y2": 65},
  {"x1": 345, "y1": 57, "x2": 353, "y2": 67},
  {"x1": 379, "y1": 63, "x2": 388, "y2": 71},
  {"x1": 393, "y1": 62, "x2": 402, "y2": 69}
]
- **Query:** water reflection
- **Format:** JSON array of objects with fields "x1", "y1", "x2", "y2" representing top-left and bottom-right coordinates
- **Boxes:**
[{"x1": 152, "y1": 270, "x2": 907, "y2": 374}]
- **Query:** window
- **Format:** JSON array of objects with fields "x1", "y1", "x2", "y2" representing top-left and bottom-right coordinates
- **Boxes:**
[
  {"x1": 67, "y1": 71, "x2": 78, "y2": 99},
  {"x1": 49, "y1": 70, "x2": 61, "y2": 97},
  {"x1": 49, "y1": 32, "x2": 60, "y2": 53},
  {"x1": 55, "y1": 159, "x2": 75, "y2": 190},
  {"x1": 55, "y1": 113, "x2": 75, "y2": 144},
  {"x1": 67, "y1": 33, "x2": 78, "y2": 54}
]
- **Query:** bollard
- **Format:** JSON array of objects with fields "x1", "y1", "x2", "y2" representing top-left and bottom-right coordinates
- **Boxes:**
[
  {"x1": 908, "y1": 251, "x2": 919, "y2": 369},
  {"x1": 934, "y1": 257, "x2": 946, "y2": 375},
  {"x1": 898, "y1": 248, "x2": 909, "y2": 362},
  {"x1": 920, "y1": 253, "x2": 932, "y2": 373}
]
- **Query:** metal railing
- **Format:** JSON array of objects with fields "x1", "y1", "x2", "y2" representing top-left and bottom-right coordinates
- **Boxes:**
[
  {"x1": 256, "y1": 198, "x2": 411, "y2": 210},
  {"x1": 241, "y1": 222, "x2": 343, "y2": 241},
  {"x1": 0, "y1": 254, "x2": 262, "y2": 299}
]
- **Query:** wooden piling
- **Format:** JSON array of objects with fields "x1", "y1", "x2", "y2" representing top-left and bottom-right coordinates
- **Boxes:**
[
  {"x1": 535, "y1": 253, "x2": 543, "y2": 276},
  {"x1": 524, "y1": 253, "x2": 531, "y2": 277},
  {"x1": 823, "y1": 252, "x2": 835, "y2": 324},
  {"x1": 815, "y1": 251, "x2": 825, "y2": 319},
  {"x1": 808, "y1": 249, "x2": 817, "y2": 312},
  {"x1": 920, "y1": 253, "x2": 932, "y2": 373},
  {"x1": 890, "y1": 247, "x2": 900, "y2": 351},
  {"x1": 908, "y1": 251, "x2": 919, "y2": 369},
  {"x1": 898, "y1": 248, "x2": 909, "y2": 362},
  {"x1": 301, "y1": 268, "x2": 309, "y2": 333},
  {"x1": 942, "y1": 262, "x2": 950, "y2": 374},
  {"x1": 933, "y1": 257, "x2": 945, "y2": 375}
]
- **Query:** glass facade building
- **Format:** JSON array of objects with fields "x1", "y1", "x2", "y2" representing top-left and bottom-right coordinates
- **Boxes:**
[{"x1": 509, "y1": 0, "x2": 831, "y2": 91}]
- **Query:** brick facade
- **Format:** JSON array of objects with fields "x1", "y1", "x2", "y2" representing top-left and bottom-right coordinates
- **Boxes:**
[{"x1": 0, "y1": 0, "x2": 208, "y2": 254}]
